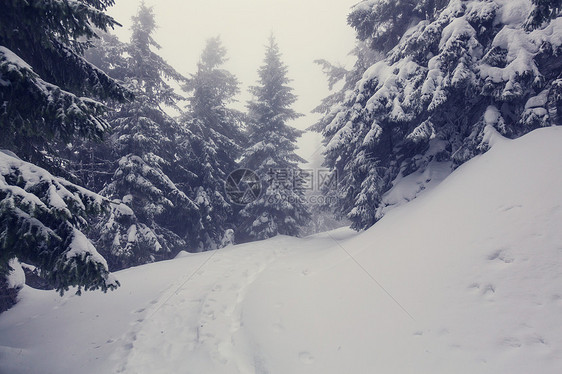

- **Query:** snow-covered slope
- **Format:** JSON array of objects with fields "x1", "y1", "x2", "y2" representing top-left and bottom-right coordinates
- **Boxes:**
[{"x1": 1, "y1": 126, "x2": 561, "y2": 373}]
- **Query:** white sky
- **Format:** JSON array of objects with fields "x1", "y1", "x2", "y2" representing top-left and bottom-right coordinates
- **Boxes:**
[
  {"x1": 106, "y1": 0, "x2": 359, "y2": 164},
  {"x1": 108, "y1": 0, "x2": 358, "y2": 128}
]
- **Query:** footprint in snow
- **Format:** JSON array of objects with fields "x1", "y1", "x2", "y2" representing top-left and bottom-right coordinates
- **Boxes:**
[
  {"x1": 500, "y1": 204, "x2": 522, "y2": 212},
  {"x1": 488, "y1": 249, "x2": 514, "y2": 264},
  {"x1": 272, "y1": 317, "x2": 284, "y2": 332},
  {"x1": 551, "y1": 294, "x2": 562, "y2": 306},
  {"x1": 212, "y1": 284, "x2": 222, "y2": 292},
  {"x1": 298, "y1": 351, "x2": 315, "y2": 364},
  {"x1": 482, "y1": 284, "x2": 495, "y2": 297},
  {"x1": 502, "y1": 337, "x2": 522, "y2": 348}
]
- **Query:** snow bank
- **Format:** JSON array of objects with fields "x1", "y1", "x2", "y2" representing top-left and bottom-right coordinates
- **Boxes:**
[
  {"x1": 242, "y1": 126, "x2": 562, "y2": 374},
  {"x1": 1, "y1": 127, "x2": 561, "y2": 373}
]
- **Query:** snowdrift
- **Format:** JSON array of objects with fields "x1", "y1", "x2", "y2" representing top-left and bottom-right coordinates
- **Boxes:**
[{"x1": 1, "y1": 126, "x2": 561, "y2": 373}]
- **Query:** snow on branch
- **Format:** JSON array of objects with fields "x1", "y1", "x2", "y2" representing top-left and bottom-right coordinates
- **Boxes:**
[{"x1": 0, "y1": 150, "x2": 118, "y2": 294}]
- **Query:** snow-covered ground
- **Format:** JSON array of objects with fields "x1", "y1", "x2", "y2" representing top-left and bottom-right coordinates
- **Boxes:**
[{"x1": 1, "y1": 126, "x2": 562, "y2": 373}]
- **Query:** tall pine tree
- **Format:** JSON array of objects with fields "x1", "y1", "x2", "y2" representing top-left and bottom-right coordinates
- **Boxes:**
[
  {"x1": 74, "y1": 4, "x2": 199, "y2": 268},
  {"x1": 180, "y1": 37, "x2": 244, "y2": 249},
  {"x1": 0, "y1": 0, "x2": 125, "y2": 311},
  {"x1": 238, "y1": 36, "x2": 310, "y2": 241}
]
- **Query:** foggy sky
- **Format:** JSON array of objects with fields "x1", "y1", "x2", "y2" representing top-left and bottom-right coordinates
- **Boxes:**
[{"x1": 107, "y1": 0, "x2": 359, "y2": 166}]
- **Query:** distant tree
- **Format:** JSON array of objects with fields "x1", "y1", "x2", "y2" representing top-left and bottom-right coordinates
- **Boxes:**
[
  {"x1": 238, "y1": 36, "x2": 310, "y2": 241},
  {"x1": 180, "y1": 37, "x2": 245, "y2": 249}
]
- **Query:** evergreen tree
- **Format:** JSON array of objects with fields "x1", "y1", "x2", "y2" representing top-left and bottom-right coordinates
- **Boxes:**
[
  {"x1": 310, "y1": 41, "x2": 383, "y2": 132},
  {"x1": 180, "y1": 37, "x2": 244, "y2": 249},
  {"x1": 238, "y1": 37, "x2": 311, "y2": 241},
  {"x1": 526, "y1": 0, "x2": 562, "y2": 30},
  {"x1": 1, "y1": 151, "x2": 119, "y2": 298},
  {"x1": 0, "y1": 0, "x2": 126, "y2": 310},
  {"x1": 306, "y1": 42, "x2": 381, "y2": 228},
  {"x1": 316, "y1": 0, "x2": 562, "y2": 230},
  {"x1": 347, "y1": 0, "x2": 448, "y2": 52},
  {"x1": 0, "y1": 0, "x2": 130, "y2": 171},
  {"x1": 75, "y1": 4, "x2": 199, "y2": 267}
]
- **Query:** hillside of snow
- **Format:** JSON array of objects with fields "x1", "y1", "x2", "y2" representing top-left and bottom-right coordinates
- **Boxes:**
[{"x1": 1, "y1": 126, "x2": 561, "y2": 373}]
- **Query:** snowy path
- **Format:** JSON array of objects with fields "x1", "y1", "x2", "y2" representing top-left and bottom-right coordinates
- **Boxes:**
[
  {"x1": 112, "y1": 231, "x2": 356, "y2": 374},
  {"x1": 114, "y1": 237, "x2": 300, "y2": 374}
]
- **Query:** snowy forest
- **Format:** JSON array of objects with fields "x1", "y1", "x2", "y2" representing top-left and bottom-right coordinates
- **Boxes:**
[
  {"x1": 1, "y1": 1, "x2": 562, "y2": 372},
  {"x1": 0, "y1": 0, "x2": 315, "y2": 306}
]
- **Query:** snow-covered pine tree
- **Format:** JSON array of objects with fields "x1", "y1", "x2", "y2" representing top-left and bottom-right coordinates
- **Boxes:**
[
  {"x1": 526, "y1": 0, "x2": 562, "y2": 30},
  {"x1": 306, "y1": 42, "x2": 382, "y2": 228},
  {"x1": 238, "y1": 36, "x2": 311, "y2": 241},
  {"x1": 310, "y1": 41, "x2": 383, "y2": 133},
  {"x1": 0, "y1": 151, "x2": 119, "y2": 298},
  {"x1": 0, "y1": 0, "x2": 130, "y2": 173},
  {"x1": 347, "y1": 0, "x2": 448, "y2": 52},
  {"x1": 74, "y1": 4, "x2": 199, "y2": 268},
  {"x1": 317, "y1": 0, "x2": 562, "y2": 230},
  {"x1": 180, "y1": 37, "x2": 244, "y2": 249},
  {"x1": 0, "y1": 0, "x2": 126, "y2": 311}
]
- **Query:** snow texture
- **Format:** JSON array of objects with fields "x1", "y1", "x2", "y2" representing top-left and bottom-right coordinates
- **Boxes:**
[
  {"x1": 65, "y1": 229, "x2": 109, "y2": 269},
  {"x1": 0, "y1": 127, "x2": 561, "y2": 373},
  {"x1": 6, "y1": 259, "x2": 25, "y2": 290}
]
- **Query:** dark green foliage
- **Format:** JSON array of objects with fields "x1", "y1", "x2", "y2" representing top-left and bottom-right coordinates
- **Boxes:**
[
  {"x1": 310, "y1": 41, "x2": 382, "y2": 132},
  {"x1": 347, "y1": 0, "x2": 448, "y2": 52},
  {"x1": 0, "y1": 151, "x2": 118, "y2": 295},
  {"x1": 0, "y1": 276, "x2": 19, "y2": 313},
  {"x1": 127, "y1": 4, "x2": 185, "y2": 108},
  {"x1": 316, "y1": 0, "x2": 562, "y2": 231},
  {"x1": 180, "y1": 37, "x2": 244, "y2": 249},
  {"x1": 0, "y1": 0, "x2": 130, "y2": 162},
  {"x1": 0, "y1": 0, "x2": 126, "y2": 301},
  {"x1": 238, "y1": 37, "x2": 311, "y2": 241},
  {"x1": 526, "y1": 0, "x2": 562, "y2": 30},
  {"x1": 71, "y1": 4, "x2": 200, "y2": 266}
]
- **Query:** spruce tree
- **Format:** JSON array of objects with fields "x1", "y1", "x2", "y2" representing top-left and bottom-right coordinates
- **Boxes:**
[
  {"x1": 0, "y1": 0, "x2": 126, "y2": 309},
  {"x1": 347, "y1": 0, "x2": 448, "y2": 52},
  {"x1": 180, "y1": 37, "x2": 244, "y2": 249},
  {"x1": 0, "y1": 0, "x2": 130, "y2": 171},
  {"x1": 238, "y1": 36, "x2": 310, "y2": 241},
  {"x1": 1, "y1": 151, "x2": 119, "y2": 298},
  {"x1": 526, "y1": 0, "x2": 562, "y2": 30},
  {"x1": 316, "y1": 0, "x2": 562, "y2": 231},
  {"x1": 75, "y1": 4, "x2": 199, "y2": 267}
]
